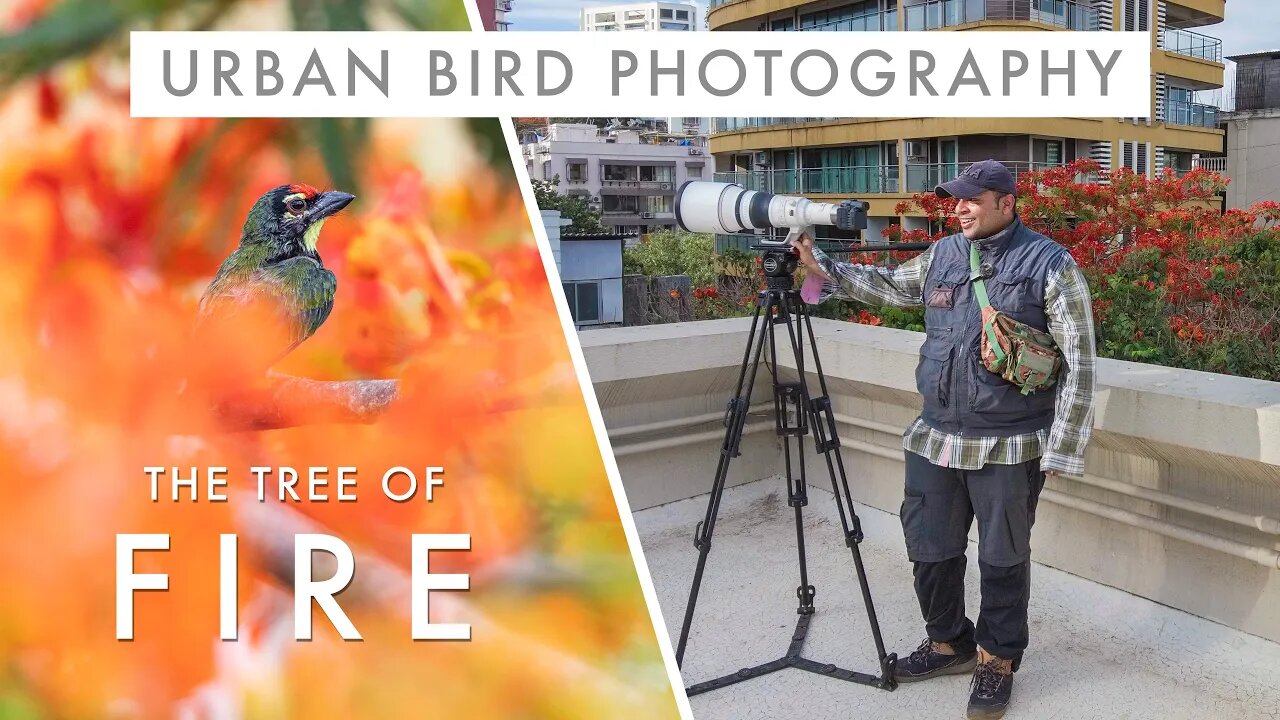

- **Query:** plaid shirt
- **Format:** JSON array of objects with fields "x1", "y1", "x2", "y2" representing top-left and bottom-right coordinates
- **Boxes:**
[{"x1": 811, "y1": 222, "x2": 1096, "y2": 476}]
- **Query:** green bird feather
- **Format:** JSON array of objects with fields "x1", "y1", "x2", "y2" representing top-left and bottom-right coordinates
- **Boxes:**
[{"x1": 195, "y1": 184, "x2": 354, "y2": 377}]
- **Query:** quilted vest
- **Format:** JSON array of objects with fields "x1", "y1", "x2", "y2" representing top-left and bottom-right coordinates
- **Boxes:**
[{"x1": 917, "y1": 218, "x2": 1069, "y2": 436}]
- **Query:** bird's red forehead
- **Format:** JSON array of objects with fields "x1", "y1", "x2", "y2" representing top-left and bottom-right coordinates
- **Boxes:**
[{"x1": 288, "y1": 183, "x2": 320, "y2": 198}]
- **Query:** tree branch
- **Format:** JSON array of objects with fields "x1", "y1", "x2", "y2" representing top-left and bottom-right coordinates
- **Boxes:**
[{"x1": 212, "y1": 376, "x2": 399, "y2": 432}]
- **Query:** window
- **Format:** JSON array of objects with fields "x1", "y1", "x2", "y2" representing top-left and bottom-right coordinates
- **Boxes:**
[
  {"x1": 542, "y1": 161, "x2": 551, "y2": 180},
  {"x1": 603, "y1": 164, "x2": 635, "y2": 181},
  {"x1": 595, "y1": 12, "x2": 615, "y2": 22},
  {"x1": 660, "y1": 8, "x2": 673, "y2": 18},
  {"x1": 639, "y1": 165, "x2": 674, "y2": 182},
  {"x1": 676, "y1": 9, "x2": 689, "y2": 19},
  {"x1": 1164, "y1": 150, "x2": 1191, "y2": 173},
  {"x1": 686, "y1": 164, "x2": 704, "y2": 178},
  {"x1": 601, "y1": 195, "x2": 640, "y2": 213},
  {"x1": 800, "y1": 0, "x2": 882, "y2": 31},
  {"x1": 567, "y1": 162, "x2": 586, "y2": 182},
  {"x1": 1032, "y1": 138, "x2": 1063, "y2": 167},
  {"x1": 659, "y1": 21, "x2": 687, "y2": 29},
  {"x1": 626, "y1": 9, "x2": 645, "y2": 19},
  {"x1": 643, "y1": 196, "x2": 673, "y2": 214},
  {"x1": 563, "y1": 282, "x2": 601, "y2": 323}
]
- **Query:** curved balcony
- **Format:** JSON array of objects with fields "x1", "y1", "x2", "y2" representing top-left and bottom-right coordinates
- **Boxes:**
[
  {"x1": 1165, "y1": 0, "x2": 1225, "y2": 29},
  {"x1": 903, "y1": 0, "x2": 1098, "y2": 31},
  {"x1": 713, "y1": 117, "x2": 832, "y2": 133},
  {"x1": 715, "y1": 165, "x2": 900, "y2": 195}
]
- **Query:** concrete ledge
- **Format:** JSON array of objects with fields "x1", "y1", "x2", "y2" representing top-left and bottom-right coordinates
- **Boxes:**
[{"x1": 582, "y1": 318, "x2": 1280, "y2": 643}]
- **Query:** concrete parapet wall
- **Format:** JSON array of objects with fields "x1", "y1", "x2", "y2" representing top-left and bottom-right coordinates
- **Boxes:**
[{"x1": 580, "y1": 317, "x2": 1280, "y2": 643}]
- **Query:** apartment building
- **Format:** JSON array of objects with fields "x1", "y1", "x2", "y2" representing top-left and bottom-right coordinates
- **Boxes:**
[
  {"x1": 581, "y1": 2, "x2": 698, "y2": 31},
  {"x1": 523, "y1": 123, "x2": 711, "y2": 235},
  {"x1": 1220, "y1": 50, "x2": 1280, "y2": 210},
  {"x1": 474, "y1": 0, "x2": 512, "y2": 30},
  {"x1": 705, "y1": 0, "x2": 1227, "y2": 244}
]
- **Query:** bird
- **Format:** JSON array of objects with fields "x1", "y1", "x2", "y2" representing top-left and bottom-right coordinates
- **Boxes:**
[{"x1": 193, "y1": 184, "x2": 355, "y2": 382}]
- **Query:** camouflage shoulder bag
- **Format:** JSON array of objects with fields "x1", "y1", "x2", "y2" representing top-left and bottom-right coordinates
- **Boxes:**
[{"x1": 970, "y1": 244, "x2": 1062, "y2": 396}]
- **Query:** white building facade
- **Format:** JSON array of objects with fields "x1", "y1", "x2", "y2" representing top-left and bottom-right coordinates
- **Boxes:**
[
  {"x1": 524, "y1": 123, "x2": 709, "y2": 235},
  {"x1": 580, "y1": 2, "x2": 697, "y2": 31}
]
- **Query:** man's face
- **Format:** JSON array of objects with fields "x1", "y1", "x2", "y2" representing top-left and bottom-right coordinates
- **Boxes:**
[{"x1": 954, "y1": 190, "x2": 1014, "y2": 240}]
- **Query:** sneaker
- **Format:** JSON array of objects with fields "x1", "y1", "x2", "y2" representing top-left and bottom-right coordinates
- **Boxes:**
[
  {"x1": 967, "y1": 650, "x2": 1014, "y2": 719},
  {"x1": 893, "y1": 638, "x2": 977, "y2": 683}
]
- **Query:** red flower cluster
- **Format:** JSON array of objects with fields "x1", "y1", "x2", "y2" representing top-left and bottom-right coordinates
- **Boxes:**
[
  {"x1": 884, "y1": 158, "x2": 1280, "y2": 379},
  {"x1": 849, "y1": 309, "x2": 882, "y2": 326},
  {"x1": 692, "y1": 286, "x2": 719, "y2": 300}
]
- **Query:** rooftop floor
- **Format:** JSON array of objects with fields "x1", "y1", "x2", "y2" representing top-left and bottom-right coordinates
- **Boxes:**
[{"x1": 636, "y1": 478, "x2": 1280, "y2": 720}]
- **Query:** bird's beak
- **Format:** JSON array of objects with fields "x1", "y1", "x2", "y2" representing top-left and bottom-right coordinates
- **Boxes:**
[{"x1": 312, "y1": 191, "x2": 356, "y2": 220}]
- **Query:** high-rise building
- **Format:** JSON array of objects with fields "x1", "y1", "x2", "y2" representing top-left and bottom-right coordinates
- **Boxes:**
[
  {"x1": 580, "y1": 2, "x2": 699, "y2": 31},
  {"x1": 475, "y1": 0, "x2": 512, "y2": 30},
  {"x1": 706, "y1": 0, "x2": 1226, "y2": 245}
]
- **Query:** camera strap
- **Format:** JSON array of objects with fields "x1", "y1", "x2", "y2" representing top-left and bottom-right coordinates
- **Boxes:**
[{"x1": 969, "y1": 244, "x2": 1007, "y2": 366}]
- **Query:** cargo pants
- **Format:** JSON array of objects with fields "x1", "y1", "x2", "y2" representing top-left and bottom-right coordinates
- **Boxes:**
[{"x1": 900, "y1": 450, "x2": 1047, "y2": 669}]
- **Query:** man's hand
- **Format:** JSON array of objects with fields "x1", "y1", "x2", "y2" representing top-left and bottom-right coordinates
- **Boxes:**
[{"x1": 790, "y1": 234, "x2": 832, "y2": 281}]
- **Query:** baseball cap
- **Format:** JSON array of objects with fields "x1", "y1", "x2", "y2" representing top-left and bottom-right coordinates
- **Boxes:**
[{"x1": 935, "y1": 159, "x2": 1017, "y2": 198}]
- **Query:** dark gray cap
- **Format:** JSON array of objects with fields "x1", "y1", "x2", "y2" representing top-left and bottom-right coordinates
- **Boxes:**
[{"x1": 935, "y1": 159, "x2": 1017, "y2": 198}]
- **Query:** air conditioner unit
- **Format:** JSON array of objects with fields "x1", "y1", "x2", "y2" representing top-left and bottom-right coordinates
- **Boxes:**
[
  {"x1": 688, "y1": 148, "x2": 704, "y2": 156},
  {"x1": 906, "y1": 141, "x2": 929, "y2": 160}
]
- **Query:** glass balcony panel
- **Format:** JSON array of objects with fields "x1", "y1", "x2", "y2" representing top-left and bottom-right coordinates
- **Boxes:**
[
  {"x1": 904, "y1": 0, "x2": 1096, "y2": 30},
  {"x1": 1162, "y1": 28, "x2": 1223, "y2": 63}
]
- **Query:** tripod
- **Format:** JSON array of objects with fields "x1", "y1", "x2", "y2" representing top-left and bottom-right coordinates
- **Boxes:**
[{"x1": 674, "y1": 242, "x2": 903, "y2": 698}]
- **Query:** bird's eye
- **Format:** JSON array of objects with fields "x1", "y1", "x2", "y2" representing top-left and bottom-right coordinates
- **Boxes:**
[{"x1": 287, "y1": 198, "x2": 307, "y2": 213}]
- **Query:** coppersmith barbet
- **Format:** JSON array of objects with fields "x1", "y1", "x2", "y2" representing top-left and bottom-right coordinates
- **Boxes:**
[{"x1": 195, "y1": 184, "x2": 355, "y2": 380}]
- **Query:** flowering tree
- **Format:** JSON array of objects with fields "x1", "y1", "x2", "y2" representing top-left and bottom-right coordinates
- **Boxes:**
[{"x1": 826, "y1": 160, "x2": 1280, "y2": 380}]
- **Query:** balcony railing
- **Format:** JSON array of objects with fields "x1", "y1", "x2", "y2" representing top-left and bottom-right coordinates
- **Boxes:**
[
  {"x1": 904, "y1": 0, "x2": 1098, "y2": 31},
  {"x1": 1193, "y1": 156, "x2": 1226, "y2": 173},
  {"x1": 904, "y1": 160, "x2": 1064, "y2": 192},
  {"x1": 800, "y1": 9, "x2": 898, "y2": 32},
  {"x1": 1165, "y1": 100, "x2": 1219, "y2": 128},
  {"x1": 712, "y1": 117, "x2": 830, "y2": 132},
  {"x1": 600, "y1": 180, "x2": 675, "y2": 190},
  {"x1": 715, "y1": 166, "x2": 900, "y2": 195},
  {"x1": 1161, "y1": 28, "x2": 1223, "y2": 63}
]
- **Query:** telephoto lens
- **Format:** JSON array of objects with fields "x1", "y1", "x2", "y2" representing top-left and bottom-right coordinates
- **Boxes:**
[{"x1": 674, "y1": 181, "x2": 867, "y2": 244}]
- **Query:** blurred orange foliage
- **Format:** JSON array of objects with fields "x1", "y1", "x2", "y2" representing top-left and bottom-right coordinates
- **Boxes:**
[{"x1": 0, "y1": 60, "x2": 677, "y2": 719}]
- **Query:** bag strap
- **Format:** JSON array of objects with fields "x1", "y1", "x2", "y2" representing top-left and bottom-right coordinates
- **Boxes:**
[{"x1": 970, "y1": 244, "x2": 1007, "y2": 364}]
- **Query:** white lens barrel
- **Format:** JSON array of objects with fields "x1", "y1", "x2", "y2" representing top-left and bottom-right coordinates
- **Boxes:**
[
  {"x1": 675, "y1": 181, "x2": 764, "y2": 234},
  {"x1": 766, "y1": 196, "x2": 840, "y2": 230}
]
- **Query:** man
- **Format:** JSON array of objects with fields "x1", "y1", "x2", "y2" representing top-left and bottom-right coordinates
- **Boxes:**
[{"x1": 792, "y1": 160, "x2": 1096, "y2": 719}]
